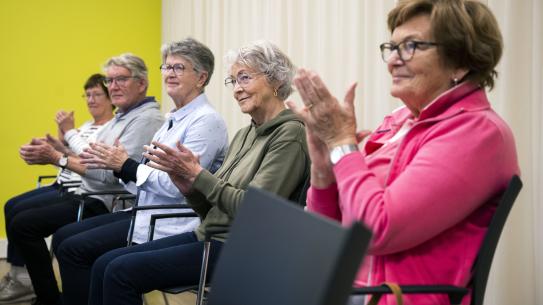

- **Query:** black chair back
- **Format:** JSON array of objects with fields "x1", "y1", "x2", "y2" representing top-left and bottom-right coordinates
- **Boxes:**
[
  {"x1": 207, "y1": 187, "x2": 372, "y2": 305},
  {"x1": 471, "y1": 175, "x2": 522, "y2": 305}
]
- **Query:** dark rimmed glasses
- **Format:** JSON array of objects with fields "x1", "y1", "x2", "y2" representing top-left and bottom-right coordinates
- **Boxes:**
[
  {"x1": 160, "y1": 64, "x2": 189, "y2": 76},
  {"x1": 379, "y1": 40, "x2": 440, "y2": 62}
]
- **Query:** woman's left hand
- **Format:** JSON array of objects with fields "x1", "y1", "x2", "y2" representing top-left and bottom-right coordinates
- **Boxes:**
[
  {"x1": 79, "y1": 140, "x2": 128, "y2": 171},
  {"x1": 289, "y1": 68, "x2": 358, "y2": 148},
  {"x1": 144, "y1": 141, "x2": 203, "y2": 185}
]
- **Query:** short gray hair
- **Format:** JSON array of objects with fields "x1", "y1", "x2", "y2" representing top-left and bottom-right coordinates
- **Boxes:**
[
  {"x1": 225, "y1": 40, "x2": 295, "y2": 101},
  {"x1": 161, "y1": 37, "x2": 215, "y2": 88},
  {"x1": 103, "y1": 53, "x2": 148, "y2": 83}
]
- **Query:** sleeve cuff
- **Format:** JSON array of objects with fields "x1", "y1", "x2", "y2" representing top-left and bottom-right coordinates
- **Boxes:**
[
  {"x1": 115, "y1": 158, "x2": 139, "y2": 183},
  {"x1": 64, "y1": 129, "x2": 78, "y2": 141},
  {"x1": 192, "y1": 169, "x2": 216, "y2": 192}
]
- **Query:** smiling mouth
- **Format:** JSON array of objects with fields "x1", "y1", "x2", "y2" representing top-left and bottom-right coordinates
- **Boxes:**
[{"x1": 238, "y1": 97, "x2": 249, "y2": 102}]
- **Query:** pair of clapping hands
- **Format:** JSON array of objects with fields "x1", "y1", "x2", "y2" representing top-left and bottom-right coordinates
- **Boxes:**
[
  {"x1": 80, "y1": 141, "x2": 202, "y2": 192},
  {"x1": 19, "y1": 111, "x2": 77, "y2": 165}
]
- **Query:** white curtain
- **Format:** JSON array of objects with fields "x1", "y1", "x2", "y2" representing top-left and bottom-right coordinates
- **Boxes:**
[{"x1": 162, "y1": 1, "x2": 542, "y2": 304}]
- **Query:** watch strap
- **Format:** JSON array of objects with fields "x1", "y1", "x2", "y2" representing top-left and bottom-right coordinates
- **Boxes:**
[
  {"x1": 58, "y1": 154, "x2": 68, "y2": 169},
  {"x1": 329, "y1": 144, "x2": 358, "y2": 165}
]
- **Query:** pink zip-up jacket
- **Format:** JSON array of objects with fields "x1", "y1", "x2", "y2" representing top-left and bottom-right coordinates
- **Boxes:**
[{"x1": 307, "y1": 83, "x2": 519, "y2": 305}]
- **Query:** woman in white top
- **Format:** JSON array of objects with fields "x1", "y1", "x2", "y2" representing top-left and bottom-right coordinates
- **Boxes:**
[
  {"x1": 50, "y1": 73, "x2": 115, "y2": 186},
  {"x1": 0, "y1": 74, "x2": 114, "y2": 304}
]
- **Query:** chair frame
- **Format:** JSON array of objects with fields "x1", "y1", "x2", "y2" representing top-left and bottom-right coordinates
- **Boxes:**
[
  {"x1": 155, "y1": 180, "x2": 312, "y2": 303},
  {"x1": 36, "y1": 175, "x2": 57, "y2": 188},
  {"x1": 76, "y1": 190, "x2": 134, "y2": 221},
  {"x1": 352, "y1": 175, "x2": 523, "y2": 305}
]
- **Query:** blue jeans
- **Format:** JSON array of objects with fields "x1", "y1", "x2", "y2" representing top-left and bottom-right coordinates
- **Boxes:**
[
  {"x1": 53, "y1": 211, "x2": 131, "y2": 305},
  {"x1": 7, "y1": 189, "x2": 108, "y2": 305},
  {"x1": 4, "y1": 184, "x2": 62, "y2": 266},
  {"x1": 89, "y1": 231, "x2": 224, "y2": 305}
]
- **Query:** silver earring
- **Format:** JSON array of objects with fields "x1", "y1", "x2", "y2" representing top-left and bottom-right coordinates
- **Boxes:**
[{"x1": 453, "y1": 78, "x2": 459, "y2": 86}]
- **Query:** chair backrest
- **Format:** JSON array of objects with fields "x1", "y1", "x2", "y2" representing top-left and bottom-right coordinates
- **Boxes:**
[
  {"x1": 471, "y1": 175, "x2": 522, "y2": 305},
  {"x1": 207, "y1": 187, "x2": 372, "y2": 305}
]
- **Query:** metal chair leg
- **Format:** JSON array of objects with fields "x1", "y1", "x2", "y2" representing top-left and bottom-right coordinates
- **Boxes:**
[
  {"x1": 196, "y1": 240, "x2": 211, "y2": 305},
  {"x1": 162, "y1": 291, "x2": 170, "y2": 305},
  {"x1": 77, "y1": 198, "x2": 85, "y2": 222},
  {"x1": 142, "y1": 294, "x2": 148, "y2": 305}
]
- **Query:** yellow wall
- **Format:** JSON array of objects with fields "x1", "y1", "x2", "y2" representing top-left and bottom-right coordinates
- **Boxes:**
[{"x1": 0, "y1": 0, "x2": 162, "y2": 237}]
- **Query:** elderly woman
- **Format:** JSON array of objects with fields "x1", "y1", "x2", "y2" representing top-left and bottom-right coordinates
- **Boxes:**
[
  {"x1": 50, "y1": 38, "x2": 229, "y2": 305},
  {"x1": 288, "y1": 1, "x2": 519, "y2": 305},
  {"x1": 0, "y1": 74, "x2": 113, "y2": 304},
  {"x1": 86, "y1": 40, "x2": 309, "y2": 305}
]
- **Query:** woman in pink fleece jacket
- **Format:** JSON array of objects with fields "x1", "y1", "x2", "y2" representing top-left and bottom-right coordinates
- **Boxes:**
[{"x1": 287, "y1": 1, "x2": 520, "y2": 304}]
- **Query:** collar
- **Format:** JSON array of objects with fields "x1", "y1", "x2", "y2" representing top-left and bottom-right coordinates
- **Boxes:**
[
  {"x1": 253, "y1": 109, "x2": 302, "y2": 136},
  {"x1": 115, "y1": 96, "x2": 156, "y2": 118},
  {"x1": 166, "y1": 93, "x2": 208, "y2": 123},
  {"x1": 417, "y1": 82, "x2": 490, "y2": 121},
  {"x1": 365, "y1": 83, "x2": 491, "y2": 152}
]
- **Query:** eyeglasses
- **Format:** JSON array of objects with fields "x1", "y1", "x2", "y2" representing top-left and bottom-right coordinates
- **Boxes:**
[
  {"x1": 160, "y1": 64, "x2": 189, "y2": 76},
  {"x1": 103, "y1": 76, "x2": 137, "y2": 87},
  {"x1": 224, "y1": 72, "x2": 261, "y2": 89},
  {"x1": 82, "y1": 92, "x2": 106, "y2": 100},
  {"x1": 379, "y1": 40, "x2": 440, "y2": 63}
]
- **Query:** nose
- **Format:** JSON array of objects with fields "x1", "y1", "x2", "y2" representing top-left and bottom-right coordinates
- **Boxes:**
[
  {"x1": 386, "y1": 50, "x2": 404, "y2": 71},
  {"x1": 165, "y1": 67, "x2": 176, "y2": 77},
  {"x1": 386, "y1": 48, "x2": 403, "y2": 63},
  {"x1": 108, "y1": 80, "x2": 120, "y2": 90},
  {"x1": 233, "y1": 81, "x2": 243, "y2": 92}
]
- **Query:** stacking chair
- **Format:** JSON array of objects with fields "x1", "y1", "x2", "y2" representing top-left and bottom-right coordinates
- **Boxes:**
[
  {"x1": 36, "y1": 175, "x2": 57, "y2": 188},
  {"x1": 76, "y1": 190, "x2": 134, "y2": 221},
  {"x1": 352, "y1": 175, "x2": 523, "y2": 305},
  {"x1": 202, "y1": 186, "x2": 372, "y2": 305},
  {"x1": 155, "y1": 175, "x2": 311, "y2": 305}
]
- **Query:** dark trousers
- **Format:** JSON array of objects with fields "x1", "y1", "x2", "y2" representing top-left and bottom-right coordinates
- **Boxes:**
[
  {"x1": 4, "y1": 184, "x2": 62, "y2": 266},
  {"x1": 89, "y1": 231, "x2": 223, "y2": 305},
  {"x1": 53, "y1": 211, "x2": 131, "y2": 305},
  {"x1": 7, "y1": 192, "x2": 109, "y2": 305}
]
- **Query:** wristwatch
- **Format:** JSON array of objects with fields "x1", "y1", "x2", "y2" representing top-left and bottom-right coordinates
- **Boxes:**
[
  {"x1": 58, "y1": 154, "x2": 68, "y2": 169},
  {"x1": 329, "y1": 144, "x2": 358, "y2": 165}
]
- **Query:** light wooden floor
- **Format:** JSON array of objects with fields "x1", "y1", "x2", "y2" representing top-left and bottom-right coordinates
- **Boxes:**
[{"x1": 0, "y1": 259, "x2": 196, "y2": 305}]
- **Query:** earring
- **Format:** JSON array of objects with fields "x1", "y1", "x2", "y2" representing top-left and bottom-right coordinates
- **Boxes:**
[
  {"x1": 453, "y1": 78, "x2": 459, "y2": 86},
  {"x1": 274, "y1": 88, "x2": 278, "y2": 97}
]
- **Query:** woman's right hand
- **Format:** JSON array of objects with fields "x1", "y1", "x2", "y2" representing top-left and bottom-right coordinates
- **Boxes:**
[
  {"x1": 56, "y1": 110, "x2": 75, "y2": 134},
  {"x1": 144, "y1": 141, "x2": 203, "y2": 191},
  {"x1": 45, "y1": 133, "x2": 70, "y2": 155},
  {"x1": 306, "y1": 128, "x2": 336, "y2": 188}
]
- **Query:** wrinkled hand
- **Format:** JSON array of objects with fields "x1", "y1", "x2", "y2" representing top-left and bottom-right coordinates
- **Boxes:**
[
  {"x1": 304, "y1": 127, "x2": 335, "y2": 188},
  {"x1": 56, "y1": 111, "x2": 75, "y2": 134},
  {"x1": 167, "y1": 173, "x2": 195, "y2": 195},
  {"x1": 46, "y1": 133, "x2": 70, "y2": 155},
  {"x1": 80, "y1": 140, "x2": 128, "y2": 171},
  {"x1": 19, "y1": 138, "x2": 62, "y2": 165},
  {"x1": 286, "y1": 68, "x2": 358, "y2": 148},
  {"x1": 144, "y1": 141, "x2": 202, "y2": 186}
]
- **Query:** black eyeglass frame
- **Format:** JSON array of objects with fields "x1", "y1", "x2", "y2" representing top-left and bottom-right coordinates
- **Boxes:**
[{"x1": 379, "y1": 40, "x2": 440, "y2": 62}]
